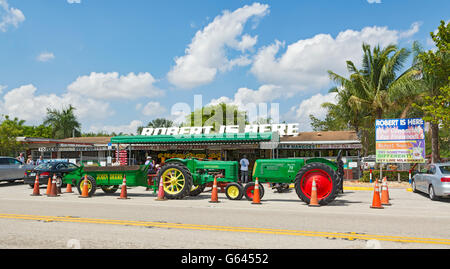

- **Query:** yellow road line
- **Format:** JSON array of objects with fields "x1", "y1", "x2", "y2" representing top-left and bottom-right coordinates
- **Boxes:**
[{"x1": 1, "y1": 213, "x2": 449, "y2": 246}]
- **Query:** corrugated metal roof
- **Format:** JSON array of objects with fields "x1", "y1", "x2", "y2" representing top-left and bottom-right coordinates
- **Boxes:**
[{"x1": 110, "y1": 132, "x2": 274, "y2": 144}]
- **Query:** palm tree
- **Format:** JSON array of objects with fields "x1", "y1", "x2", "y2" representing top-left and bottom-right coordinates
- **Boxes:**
[
  {"x1": 43, "y1": 105, "x2": 81, "y2": 139},
  {"x1": 327, "y1": 43, "x2": 421, "y2": 154}
]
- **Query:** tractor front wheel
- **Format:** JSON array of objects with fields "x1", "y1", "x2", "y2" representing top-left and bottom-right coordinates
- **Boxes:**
[
  {"x1": 225, "y1": 182, "x2": 244, "y2": 200},
  {"x1": 101, "y1": 185, "x2": 119, "y2": 194},
  {"x1": 244, "y1": 182, "x2": 265, "y2": 201},
  {"x1": 294, "y1": 162, "x2": 339, "y2": 205},
  {"x1": 189, "y1": 184, "x2": 206, "y2": 196}
]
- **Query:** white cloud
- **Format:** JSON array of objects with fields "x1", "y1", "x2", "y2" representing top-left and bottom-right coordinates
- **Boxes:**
[
  {"x1": 285, "y1": 92, "x2": 338, "y2": 131},
  {"x1": 208, "y1": 84, "x2": 283, "y2": 123},
  {"x1": 88, "y1": 120, "x2": 143, "y2": 136},
  {"x1": 67, "y1": 0, "x2": 81, "y2": 4},
  {"x1": 0, "y1": 84, "x2": 113, "y2": 125},
  {"x1": 67, "y1": 72, "x2": 164, "y2": 100},
  {"x1": 140, "y1": 101, "x2": 167, "y2": 117},
  {"x1": 37, "y1": 52, "x2": 55, "y2": 62},
  {"x1": 167, "y1": 3, "x2": 269, "y2": 89},
  {"x1": 399, "y1": 22, "x2": 421, "y2": 39},
  {"x1": 0, "y1": 0, "x2": 25, "y2": 32},
  {"x1": 250, "y1": 23, "x2": 421, "y2": 93},
  {"x1": 209, "y1": 84, "x2": 283, "y2": 109},
  {"x1": 367, "y1": 0, "x2": 381, "y2": 3}
]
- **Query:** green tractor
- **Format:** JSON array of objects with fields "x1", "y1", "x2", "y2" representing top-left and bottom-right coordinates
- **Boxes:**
[
  {"x1": 157, "y1": 151, "x2": 344, "y2": 205},
  {"x1": 156, "y1": 158, "x2": 242, "y2": 200},
  {"x1": 249, "y1": 151, "x2": 344, "y2": 205}
]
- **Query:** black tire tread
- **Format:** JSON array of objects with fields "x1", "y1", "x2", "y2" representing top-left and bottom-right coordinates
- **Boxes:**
[
  {"x1": 156, "y1": 163, "x2": 193, "y2": 199},
  {"x1": 294, "y1": 162, "x2": 338, "y2": 205}
]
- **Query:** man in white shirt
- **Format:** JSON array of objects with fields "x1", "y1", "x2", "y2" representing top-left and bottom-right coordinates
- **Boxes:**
[{"x1": 240, "y1": 155, "x2": 250, "y2": 184}]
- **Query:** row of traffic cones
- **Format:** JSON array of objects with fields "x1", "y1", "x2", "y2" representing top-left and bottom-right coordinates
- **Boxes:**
[
  {"x1": 370, "y1": 177, "x2": 391, "y2": 209},
  {"x1": 31, "y1": 173, "x2": 164, "y2": 200},
  {"x1": 31, "y1": 174, "x2": 74, "y2": 197},
  {"x1": 32, "y1": 174, "x2": 392, "y2": 209}
]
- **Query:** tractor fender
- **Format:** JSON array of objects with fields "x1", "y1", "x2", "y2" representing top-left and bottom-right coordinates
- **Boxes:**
[
  {"x1": 164, "y1": 158, "x2": 188, "y2": 166},
  {"x1": 306, "y1": 158, "x2": 338, "y2": 171}
]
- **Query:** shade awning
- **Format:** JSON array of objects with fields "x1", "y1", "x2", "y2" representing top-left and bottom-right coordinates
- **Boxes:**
[{"x1": 110, "y1": 132, "x2": 274, "y2": 144}]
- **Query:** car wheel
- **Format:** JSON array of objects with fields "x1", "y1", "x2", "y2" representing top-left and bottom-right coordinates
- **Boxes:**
[
  {"x1": 429, "y1": 185, "x2": 438, "y2": 201},
  {"x1": 411, "y1": 180, "x2": 418, "y2": 193}
]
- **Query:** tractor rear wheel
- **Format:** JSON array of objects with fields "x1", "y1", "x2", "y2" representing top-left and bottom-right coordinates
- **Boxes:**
[
  {"x1": 294, "y1": 162, "x2": 339, "y2": 205},
  {"x1": 157, "y1": 163, "x2": 193, "y2": 199}
]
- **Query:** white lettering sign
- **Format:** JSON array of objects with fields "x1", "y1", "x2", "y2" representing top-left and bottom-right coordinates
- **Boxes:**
[{"x1": 141, "y1": 124, "x2": 299, "y2": 137}]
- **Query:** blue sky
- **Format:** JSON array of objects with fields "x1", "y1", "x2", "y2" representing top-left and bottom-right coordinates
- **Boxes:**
[{"x1": 0, "y1": 0, "x2": 448, "y2": 134}]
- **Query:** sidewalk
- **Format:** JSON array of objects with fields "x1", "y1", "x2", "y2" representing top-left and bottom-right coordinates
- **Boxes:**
[{"x1": 344, "y1": 180, "x2": 412, "y2": 191}]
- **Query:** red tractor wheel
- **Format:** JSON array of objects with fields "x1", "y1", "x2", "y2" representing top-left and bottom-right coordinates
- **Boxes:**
[
  {"x1": 294, "y1": 162, "x2": 339, "y2": 205},
  {"x1": 244, "y1": 182, "x2": 265, "y2": 201}
]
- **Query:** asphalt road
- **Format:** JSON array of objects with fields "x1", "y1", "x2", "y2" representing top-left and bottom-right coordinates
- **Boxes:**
[{"x1": 0, "y1": 180, "x2": 449, "y2": 250}]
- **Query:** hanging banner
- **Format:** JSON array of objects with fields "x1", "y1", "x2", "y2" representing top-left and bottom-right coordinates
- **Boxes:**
[{"x1": 375, "y1": 118, "x2": 425, "y2": 163}]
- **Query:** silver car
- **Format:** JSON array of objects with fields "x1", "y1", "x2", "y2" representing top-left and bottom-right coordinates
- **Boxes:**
[
  {"x1": 412, "y1": 162, "x2": 450, "y2": 200},
  {"x1": 0, "y1": 157, "x2": 33, "y2": 183}
]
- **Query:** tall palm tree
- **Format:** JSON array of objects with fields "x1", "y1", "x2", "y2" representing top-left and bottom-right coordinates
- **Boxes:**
[
  {"x1": 43, "y1": 105, "x2": 81, "y2": 139},
  {"x1": 328, "y1": 43, "x2": 421, "y2": 154}
]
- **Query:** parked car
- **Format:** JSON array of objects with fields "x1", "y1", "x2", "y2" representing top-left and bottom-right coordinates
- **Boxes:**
[
  {"x1": 24, "y1": 161, "x2": 79, "y2": 188},
  {"x1": 0, "y1": 156, "x2": 34, "y2": 183},
  {"x1": 412, "y1": 162, "x2": 450, "y2": 200}
]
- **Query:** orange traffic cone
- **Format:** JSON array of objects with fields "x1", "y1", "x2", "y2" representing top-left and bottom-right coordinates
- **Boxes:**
[
  {"x1": 45, "y1": 176, "x2": 52, "y2": 196},
  {"x1": 209, "y1": 175, "x2": 220, "y2": 203},
  {"x1": 370, "y1": 179, "x2": 384, "y2": 209},
  {"x1": 252, "y1": 177, "x2": 261, "y2": 205},
  {"x1": 79, "y1": 175, "x2": 90, "y2": 198},
  {"x1": 118, "y1": 175, "x2": 129, "y2": 199},
  {"x1": 65, "y1": 183, "x2": 73, "y2": 193},
  {"x1": 47, "y1": 175, "x2": 59, "y2": 197},
  {"x1": 381, "y1": 177, "x2": 391, "y2": 206},
  {"x1": 308, "y1": 177, "x2": 320, "y2": 207},
  {"x1": 31, "y1": 175, "x2": 41, "y2": 196},
  {"x1": 155, "y1": 177, "x2": 167, "y2": 201}
]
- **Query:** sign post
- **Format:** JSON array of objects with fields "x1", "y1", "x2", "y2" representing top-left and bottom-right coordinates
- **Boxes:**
[{"x1": 376, "y1": 118, "x2": 425, "y2": 182}]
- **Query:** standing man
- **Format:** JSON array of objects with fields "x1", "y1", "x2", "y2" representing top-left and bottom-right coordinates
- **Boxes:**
[
  {"x1": 240, "y1": 155, "x2": 250, "y2": 184},
  {"x1": 36, "y1": 156, "x2": 45, "y2": 166}
]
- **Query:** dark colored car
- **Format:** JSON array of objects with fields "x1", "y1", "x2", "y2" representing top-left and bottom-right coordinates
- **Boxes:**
[{"x1": 24, "y1": 162, "x2": 79, "y2": 187}]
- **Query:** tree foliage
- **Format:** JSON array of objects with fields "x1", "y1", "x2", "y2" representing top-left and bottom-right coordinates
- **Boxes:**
[
  {"x1": 0, "y1": 115, "x2": 52, "y2": 156},
  {"x1": 43, "y1": 105, "x2": 81, "y2": 139},
  {"x1": 316, "y1": 20, "x2": 449, "y2": 159},
  {"x1": 137, "y1": 118, "x2": 174, "y2": 135},
  {"x1": 184, "y1": 103, "x2": 248, "y2": 132}
]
